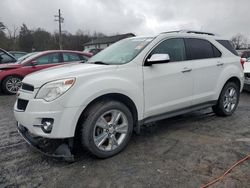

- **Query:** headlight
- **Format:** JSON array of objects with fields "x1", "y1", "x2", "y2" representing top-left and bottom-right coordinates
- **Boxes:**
[{"x1": 35, "y1": 78, "x2": 75, "y2": 102}]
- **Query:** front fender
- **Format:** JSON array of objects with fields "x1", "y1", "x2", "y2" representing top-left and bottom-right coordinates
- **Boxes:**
[{"x1": 64, "y1": 69, "x2": 144, "y2": 121}]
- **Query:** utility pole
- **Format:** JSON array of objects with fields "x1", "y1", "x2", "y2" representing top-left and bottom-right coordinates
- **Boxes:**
[{"x1": 54, "y1": 9, "x2": 64, "y2": 49}]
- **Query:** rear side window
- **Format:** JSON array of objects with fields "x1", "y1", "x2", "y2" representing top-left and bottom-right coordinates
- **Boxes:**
[
  {"x1": 185, "y1": 38, "x2": 220, "y2": 60},
  {"x1": 150, "y1": 38, "x2": 186, "y2": 62},
  {"x1": 216, "y1": 40, "x2": 238, "y2": 56},
  {"x1": 63, "y1": 53, "x2": 81, "y2": 62}
]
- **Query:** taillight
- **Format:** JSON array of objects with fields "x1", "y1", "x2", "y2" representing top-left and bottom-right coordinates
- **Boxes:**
[{"x1": 240, "y1": 58, "x2": 246, "y2": 69}]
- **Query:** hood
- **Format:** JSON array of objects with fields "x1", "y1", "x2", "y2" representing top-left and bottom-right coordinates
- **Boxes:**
[
  {"x1": 23, "y1": 63, "x2": 118, "y2": 88},
  {"x1": 244, "y1": 62, "x2": 250, "y2": 73},
  {"x1": 0, "y1": 63, "x2": 21, "y2": 70}
]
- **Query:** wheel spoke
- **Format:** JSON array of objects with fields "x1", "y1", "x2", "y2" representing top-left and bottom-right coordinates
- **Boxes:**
[
  {"x1": 111, "y1": 110, "x2": 122, "y2": 125},
  {"x1": 96, "y1": 116, "x2": 109, "y2": 129},
  {"x1": 94, "y1": 132, "x2": 108, "y2": 147},
  {"x1": 110, "y1": 135, "x2": 118, "y2": 150},
  {"x1": 229, "y1": 88, "x2": 235, "y2": 97},
  {"x1": 115, "y1": 122, "x2": 128, "y2": 134}
]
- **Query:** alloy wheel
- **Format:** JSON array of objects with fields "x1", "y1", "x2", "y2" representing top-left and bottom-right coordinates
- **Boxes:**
[
  {"x1": 93, "y1": 109, "x2": 129, "y2": 151},
  {"x1": 223, "y1": 87, "x2": 237, "y2": 112}
]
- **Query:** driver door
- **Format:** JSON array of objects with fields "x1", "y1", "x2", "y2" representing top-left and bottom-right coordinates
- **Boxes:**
[{"x1": 143, "y1": 38, "x2": 193, "y2": 118}]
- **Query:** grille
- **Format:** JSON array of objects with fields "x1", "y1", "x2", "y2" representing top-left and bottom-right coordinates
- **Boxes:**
[
  {"x1": 245, "y1": 73, "x2": 250, "y2": 78},
  {"x1": 21, "y1": 83, "x2": 34, "y2": 92},
  {"x1": 17, "y1": 99, "x2": 29, "y2": 111}
]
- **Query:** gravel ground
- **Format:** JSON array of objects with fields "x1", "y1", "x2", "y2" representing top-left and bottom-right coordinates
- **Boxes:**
[{"x1": 0, "y1": 92, "x2": 250, "y2": 188}]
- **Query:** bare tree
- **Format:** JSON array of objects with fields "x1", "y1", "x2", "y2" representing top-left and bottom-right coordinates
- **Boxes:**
[
  {"x1": 231, "y1": 33, "x2": 248, "y2": 49},
  {"x1": 5, "y1": 25, "x2": 19, "y2": 50}
]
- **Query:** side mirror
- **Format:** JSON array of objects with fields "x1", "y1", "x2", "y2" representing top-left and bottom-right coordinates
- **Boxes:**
[
  {"x1": 30, "y1": 60, "x2": 37, "y2": 66},
  {"x1": 145, "y1": 54, "x2": 170, "y2": 66}
]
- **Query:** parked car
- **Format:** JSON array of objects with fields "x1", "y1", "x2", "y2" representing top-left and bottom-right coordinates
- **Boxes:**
[
  {"x1": 8, "y1": 51, "x2": 28, "y2": 59},
  {"x1": 244, "y1": 57, "x2": 250, "y2": 91},
  {"x1": 241, "y1": 50, "x2": 250, "y2": 59},
  {"x1": 0, "y1": 48, "x2": 17, "y2": 64},
  {"x1": 0, "y1": 50, "x2": 91, "y2": 94},
  {"x1": 14, "y1": 30, "x2": 244, "y2": 160}
]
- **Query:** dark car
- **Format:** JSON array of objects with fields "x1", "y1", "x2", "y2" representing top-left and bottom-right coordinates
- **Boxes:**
[
  {"x1": 0, "y1": 50, "x2": 92, "y2": 94},
  {"x1": 241, "y1": 50, "x2": 250, "y2": 59},
  {"x1": 0, "y1": 48, "x2": 17, "y2": 64},
  {"x1": 8, "y1": 51, "x2": 28, "y2": 59}
]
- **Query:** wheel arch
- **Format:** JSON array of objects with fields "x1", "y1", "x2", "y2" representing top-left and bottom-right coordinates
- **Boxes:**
[{"x1": 74, "y1": 93, "x2": 139, "y2": 137}]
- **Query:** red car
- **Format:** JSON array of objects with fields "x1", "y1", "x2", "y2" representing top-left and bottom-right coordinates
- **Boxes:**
[{"x1": 0, "y1": 50, "x2": 92, "y2": 94}]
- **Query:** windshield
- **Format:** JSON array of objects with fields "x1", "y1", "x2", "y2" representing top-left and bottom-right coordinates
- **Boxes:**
[
  {"x1": 16, "y1": 52, "x2": 38, "y2": 64},
  {"x1": 18, "y1": 52, "x2": 42, "y2": 64},
  {"x1": 88, "y1": 37, "x2": 153, "y2": 65}
]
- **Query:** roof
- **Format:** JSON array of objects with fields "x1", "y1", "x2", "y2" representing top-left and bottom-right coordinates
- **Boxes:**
[{"x1": 83, "y1": 33, "x2": 135, "y2": 46}]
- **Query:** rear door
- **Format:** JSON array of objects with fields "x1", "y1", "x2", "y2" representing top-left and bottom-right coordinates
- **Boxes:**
[{"x1": 185, "y1": 38, "x2": 223, "y2": 105}]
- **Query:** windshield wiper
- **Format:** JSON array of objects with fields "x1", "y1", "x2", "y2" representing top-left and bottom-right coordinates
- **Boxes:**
[{"x1": 90, "y1": 61, "x2": 109, "y2": 65}]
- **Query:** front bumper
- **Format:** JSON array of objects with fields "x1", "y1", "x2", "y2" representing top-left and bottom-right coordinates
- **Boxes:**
[{"x1": 17, "y1": 122, "x2": 75, "y2": 161}]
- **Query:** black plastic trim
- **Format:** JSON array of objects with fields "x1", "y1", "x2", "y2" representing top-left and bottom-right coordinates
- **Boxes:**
[{"x1": 139, "y1": 100, "x2": 217, "y2": 126}]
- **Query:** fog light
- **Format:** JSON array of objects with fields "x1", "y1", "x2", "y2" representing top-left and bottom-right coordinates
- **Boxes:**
[{"x1": 41, "y1": 118, "x2": 54, "y2": 133}]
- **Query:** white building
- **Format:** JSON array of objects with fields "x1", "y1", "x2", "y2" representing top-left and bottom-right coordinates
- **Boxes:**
[{"x1": 83, "y1": 33, "x2": 135, "y2": 50}]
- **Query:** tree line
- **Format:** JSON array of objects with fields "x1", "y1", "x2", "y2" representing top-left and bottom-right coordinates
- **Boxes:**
[
  {"x1": 0, "y1": 21, "x2": 249, "y2": 52},
  {"x1": 0, "y1": 21, "x2": 105, "y2": 52}
]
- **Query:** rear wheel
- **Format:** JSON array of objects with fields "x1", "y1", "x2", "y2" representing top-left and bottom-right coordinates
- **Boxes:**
[
  {"x1": 212, "y1": 82, "x2": 240, "y2": 116},
  {"x1": 80, "y1": 100, "x2": 133, "y2": 158},
  {"x1": 2, "y1": 76, "x2": 22, "y2": 95}
]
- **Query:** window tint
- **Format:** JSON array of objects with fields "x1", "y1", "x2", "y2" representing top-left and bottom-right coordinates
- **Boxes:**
[
  {"x1": 63, "y1": 53, "x2": 81, "y2": 62},
  {"x1": 151, "y1": 38, "x2": 186, "y2": 62},
  {"x1": 0, "y1": 53, "x2": 15, "y2": 63},
  {"x1": 216, "y1": 40, "x2": 238, "y2": 56},
  {"x1": 212, "y1": 46, "x2": 222, "y2": 57},
  {"x1": 185, "y1": 38, "x2": 215, "y2": 60},
  {"x1": 36, "y1": 53, "x2": 60, "y2": 65},
  {"x1": 241, "y1": 51, "x2": 250, "y2": 58}
]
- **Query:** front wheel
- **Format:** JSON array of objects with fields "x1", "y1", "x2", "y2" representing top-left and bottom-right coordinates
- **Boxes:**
[
  {"x1": 2, "y1": 76, "x2": 22, "y2": 95},
  {"x1": 80, "y1": 101, "x2": 133, "y2": 158},
  {"x1": 212, "y1": 82, "x2": 240, "y2": 116}
]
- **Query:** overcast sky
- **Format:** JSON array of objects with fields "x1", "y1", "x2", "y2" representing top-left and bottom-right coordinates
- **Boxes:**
[{"x1": 1, "y1": 0, "x2": 250, "y2": 39}]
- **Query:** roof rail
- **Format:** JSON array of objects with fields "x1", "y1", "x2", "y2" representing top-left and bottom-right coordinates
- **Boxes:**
[
  {"x1": 161, "y1": 30, "x2": 219, "y2": 36},
  {"x1": 180, "y1": 30, "x2": 216, "y2": 36}
]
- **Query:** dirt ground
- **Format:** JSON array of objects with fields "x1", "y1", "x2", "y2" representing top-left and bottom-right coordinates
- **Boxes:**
[{"x1": 0, "y1": 92, "x2": 250, "y2": 188}]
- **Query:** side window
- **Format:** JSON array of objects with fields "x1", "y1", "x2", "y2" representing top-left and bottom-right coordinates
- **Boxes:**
[
  {"x1": 63, "y1": 53, "x2": 81, "y2": 62},
  {"x1": 216, "y1": 40, "x2": 238, "y2": 56},
  {"x1": 185, "y1": 38, "x2": 215, "y2": 60},
  {"x1": 212, "y1": 45, "x2": 222, "y2": 58},
  {"x1": 150, "y1": 38, "x2": 186, "y2": 62},
  {"x1": 36, "y1": 53, "x2": 60, "y2": 65}
]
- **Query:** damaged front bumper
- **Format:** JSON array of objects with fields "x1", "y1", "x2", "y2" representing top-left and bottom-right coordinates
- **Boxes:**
[{"x1": 17, "y1": 123, "x2": 75, "y2": 162}]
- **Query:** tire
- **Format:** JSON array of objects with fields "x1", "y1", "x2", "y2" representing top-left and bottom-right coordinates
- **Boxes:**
[
  {"x1": 212, "y1": 81, "x2": 240, "y2": 116},
  {"x1": 2, "y1": 76, "x2": 22, "y2": 95},
  {"x1": 80, "y1": 100, "x2": 133, "y2": 158}
]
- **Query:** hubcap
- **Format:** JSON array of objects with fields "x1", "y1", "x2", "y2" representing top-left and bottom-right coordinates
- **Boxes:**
[
  {"x1": 223, "y1": 87, "x2": 237, "y2": 112},
  {"x1": 93, "y1": 109, "x2": 128, "y2": 151},
  {"x1": 6, "y1": 77, "x2": 22, "y2": 93}
]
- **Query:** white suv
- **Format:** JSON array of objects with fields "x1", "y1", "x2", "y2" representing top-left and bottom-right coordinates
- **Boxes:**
[{"x1": 14, "y1": 31, "x2": 244, "y2": 159}]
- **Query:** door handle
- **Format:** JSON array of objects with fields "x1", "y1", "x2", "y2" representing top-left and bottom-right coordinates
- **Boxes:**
[
  {"x1": 217, "y1": 62, "x2": 224, "y2": 66},
  {"x1": 182, "y1": 67, "x2": 192, "y2": 73}
]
